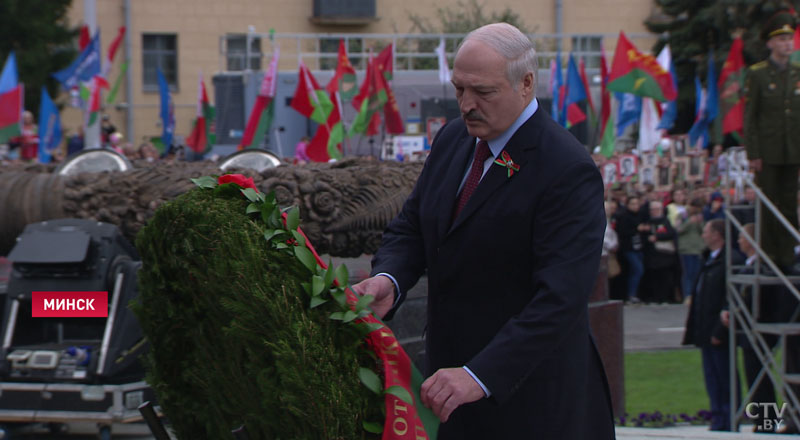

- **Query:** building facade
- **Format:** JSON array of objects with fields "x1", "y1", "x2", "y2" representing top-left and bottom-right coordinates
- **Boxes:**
[{"x1": 63, "y1": 0, "x2": 658, "y2": 151}]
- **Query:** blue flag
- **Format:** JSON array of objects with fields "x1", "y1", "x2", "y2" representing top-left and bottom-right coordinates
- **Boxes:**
[
  {"x1": 657, "y1": 62, "x2": 678, "y2": 131},
  {"x1": 565, "y1": 54, "x2": 587, "y2": 106},
  {"x1": 615, "y1": 92, "x2": 641, "y2": 137},
  {"x1": 550, "y1": 52, "x2": 564, "y2": 126},
  {"x1": 688, "y1": 52, "x2": 719, "y2": 149},
  {"x1": 38, "y1": 87, "x2": 62, "y2": 164},
  {"x1": 157, "y1": 67, "x2": 175, "y2": 153},
  {"x1": 0, "y1": 52, "x2": 18, "y2": 93},
  {"x1": 53, "y1": 32, "x2": 101, "y2": 90}
]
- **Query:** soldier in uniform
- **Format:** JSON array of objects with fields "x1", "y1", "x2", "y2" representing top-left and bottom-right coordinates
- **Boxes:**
[{"x1": 744, "y1": 10, "x2": 800, "y2": 270}]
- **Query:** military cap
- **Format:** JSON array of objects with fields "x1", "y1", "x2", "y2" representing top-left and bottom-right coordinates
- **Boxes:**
[{"x1": 762, "y1": 10, "x2": 796, "y2": 40}]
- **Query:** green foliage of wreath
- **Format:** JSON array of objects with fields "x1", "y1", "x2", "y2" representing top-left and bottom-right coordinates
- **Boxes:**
[{"x1": 133, "y1": 185, "x2": 383, "y2": 439}]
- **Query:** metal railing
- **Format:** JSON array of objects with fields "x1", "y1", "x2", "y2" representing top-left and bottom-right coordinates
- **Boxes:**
[
  {"x1": 724, "y1": 149, "x2": 800, "y2": 431},
  {"x1": 217, "y1": 31, "x2": 657, "y2": 73}
]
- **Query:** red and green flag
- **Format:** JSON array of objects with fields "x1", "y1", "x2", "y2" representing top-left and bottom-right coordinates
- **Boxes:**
[
  {"x1": 372, "y1": 44, "x2": 405, "y2": 134},
  {"x1": 290, "y1": 62, "x2": 333, "y2": 124},
  {"x1": 579, "y1": 57, "x2": 597, "y2": 127},
  {"x1": 326, "y1": 40, "x2": 357, "y2": 101},
  {"x1": 608, "y1": 31, "x2": 677, "y2": 102},
  {"x1": 307, "y1": 91, "x2": 344, "y2": 162},
  {"x1": 186, "y1": 73, "x2": 215, "y2": 154},
  {"x1": 599, "y1": 48, "x2": 615, "y2": 159},
  {"x1": 85, "y1": 75, "x2": 109, "y2": 126},
  {"x1": 240, "y1": 48, "x2": 279, "y2": 150},
  {"x1": 719, "y1": 37, "x2": 745, "y2": 137},
  {"x1": 0, "y1": 52, "x2": 22, "y2": 144},
  {"x1": 350, "y1": 53, "x2": 386, "y2": 137}
]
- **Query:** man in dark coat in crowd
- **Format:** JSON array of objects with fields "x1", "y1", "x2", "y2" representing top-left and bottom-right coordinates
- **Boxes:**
[
  {"x1": 353, "y1": 22, "x2": 615, "y2": 440},
  {"x1": 684, "y1": 219, "x2": 744, "y2": 431}
]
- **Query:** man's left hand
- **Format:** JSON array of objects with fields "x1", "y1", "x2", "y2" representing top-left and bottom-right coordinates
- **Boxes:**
[{"x1": 421, "y1": 368, "x2": 485, "y2": 423}]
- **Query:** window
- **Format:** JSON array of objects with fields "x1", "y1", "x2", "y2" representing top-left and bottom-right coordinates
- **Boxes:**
[
  {"x1": 319, "y1": 38, "x2": 363, "y2": 70},
  {"x1": 226, "y1": 34, "x2": 261, "y2": 71},
  {"x1": 143, "y1": 34, "x2": 178, "y2": 91},
  {"x1": 571, "y1": 36, "x2": 602, "y2": 69}
]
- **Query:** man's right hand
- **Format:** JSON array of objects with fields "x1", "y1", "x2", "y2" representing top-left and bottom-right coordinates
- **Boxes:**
[
  {"x1": 351, "y1": 276, "x2": 396, "y2": 318},
  {"x1": 750, "y1": 158, "x2": 762, "y2": 173}
]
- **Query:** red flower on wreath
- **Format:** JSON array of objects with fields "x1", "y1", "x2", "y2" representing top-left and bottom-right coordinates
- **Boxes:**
[
  {"x1": 218, "y1": 174, "x2": 258, "y2": 192},
  {"x1": 493, "y1": 151, "x2": 520, "y2": 178}
]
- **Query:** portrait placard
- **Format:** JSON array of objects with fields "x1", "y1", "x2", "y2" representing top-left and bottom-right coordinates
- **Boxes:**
[
  {"x1": 619, "y1": 154, "x2": 638, "y2": 183},
  {"x1": 602, "y1": 161, "x2": 619, "y2": 187}
]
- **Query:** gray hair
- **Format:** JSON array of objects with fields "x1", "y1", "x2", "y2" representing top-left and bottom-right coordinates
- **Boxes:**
[{"x1": 459, "y1": 23, "x2": 538, "y2": 91}]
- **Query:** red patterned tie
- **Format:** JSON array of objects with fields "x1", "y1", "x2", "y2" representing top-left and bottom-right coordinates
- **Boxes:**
[{"x1": 453, "y1": 140, "x2": 492, "y2": 220}]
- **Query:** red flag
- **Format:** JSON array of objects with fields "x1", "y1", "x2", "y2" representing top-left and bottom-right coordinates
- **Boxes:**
[
  {"x1": 718, "y1": 37, "x2": 745, "y2": 135},
  {"x1": 187, "y1": 74, "x2": 215, "y2": 153},
  {"x1": 107, "y1": 27, "x2": 126, "y2": 64},
  {"x1": 290, "y1": 63, "x2": 333, "y2": 124},
  {"x1": 608, "y1": 31, "x2": 677, "y2": 102},
  {"x1": 373, "y1": 48, "x2": 404, "y2": 134},
  {"x1": 375, "y1": 44, "x2": 393, "y2": 80},
  {"x1": 599, "y1": 47, "x2": 611, "y2": 138},
  {"x1": 79, "y1": 25, "x2": 91, "y2": 51},
  {"x1": 326, "y1": 40, "x2": 357, "y2": 100},
  {"x1": 579, "y1": 58, "x2": 595, "y2": 117},
  {"x1": 307, "y1": 91, "x2": 344, "y2": 162}
]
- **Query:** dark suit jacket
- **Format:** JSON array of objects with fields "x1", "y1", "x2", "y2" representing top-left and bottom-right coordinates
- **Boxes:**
[
  {"x1": 683, "y1": 249, "x2": 744, "y2": 347},
  {"x1": 371, "y1": 109, "x2": 615, "y2": 439}
]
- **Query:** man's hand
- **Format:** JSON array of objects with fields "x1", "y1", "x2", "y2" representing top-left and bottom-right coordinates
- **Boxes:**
[
  {"x1": 711, "y1": 336, "x2": 723, "y2": 346},
  {"x1": 750, "y1": 158, "x2": 763, "y2": 173},
  {"x1": 351, "y1": 276, "x2": 395, "y2": 318},
  {"x1": 420, "y1": 368, "x2": 485, "y2": 423}
]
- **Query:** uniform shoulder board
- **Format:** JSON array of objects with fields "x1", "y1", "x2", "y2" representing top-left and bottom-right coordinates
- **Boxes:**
[{"x1": 750, "y1": 61, "x2": 768, "y2": 71}]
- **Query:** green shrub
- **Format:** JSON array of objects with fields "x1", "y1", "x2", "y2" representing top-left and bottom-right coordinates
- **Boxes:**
[{"x1": 133, "y1": 187, "x2": 383, "y2": 439}]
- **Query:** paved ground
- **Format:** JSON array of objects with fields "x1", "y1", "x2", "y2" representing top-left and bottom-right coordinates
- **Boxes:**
[{"x1": 624, "y1": 302, "x2": 690, "y2": 352}]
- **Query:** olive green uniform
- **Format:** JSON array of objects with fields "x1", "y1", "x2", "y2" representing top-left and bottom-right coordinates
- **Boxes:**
[{"x1": 744, "y1": 58, "x2": 800, "y2": 267}]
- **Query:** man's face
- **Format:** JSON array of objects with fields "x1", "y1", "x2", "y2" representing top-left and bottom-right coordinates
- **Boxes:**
[
  {"x1": 452, "y1": 40, "x2": 532, "y2": 140},
  {"x1": 702, "y1": 223, "x2": 718, "y2": 248},
  {"x1": 768, "y1": 33, "x2": 794, "y2": 58}
]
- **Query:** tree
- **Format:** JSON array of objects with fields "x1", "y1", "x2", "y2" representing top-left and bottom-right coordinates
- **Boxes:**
[
  {"x1": 645, "y1": 0, "x2": 800, "y2": 134},
  {"x1": 406, "y1": 0, "x2": 532, "y2": 69},
  {"x1": 0, "y1": 0, "x2": 77, "y2": 120}
]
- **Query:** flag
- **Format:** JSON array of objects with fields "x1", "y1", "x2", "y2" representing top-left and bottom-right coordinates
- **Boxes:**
[
  {"x1": 655, "y1": 45, "x2": 678, "y2": 131},
  {"x1": 375, "y1": 44, "x2": 393, "y2": 80},
  {"x1": 374, "y1": 46, "x2": 404, "y2": 134},
  {"x1": 307, "y1": 91, "x2": 344, "y2": 162},
  {"x1": 550, "y1": 53, "x2": 565, "y2": 125},
  {"x1": 290, "y1": 62, "x2": 333, "y2": 124},
  {"x1": 350, "y1": 52, "x2": 387, "y2": 136},
  {"x1": 186, "y1": 73, "x2": 215, "y2": 154},
  {"x1": 688, "y1": 52, "x2": 719, "y2": 149},
  {"x1": 0, "y1": 52, "x2": 22, "y2": 144},
  {"x1": 86, "y1": 75, "x2": 109, "y2": 126},
  {"x1": 792, "y1": 26, "x2": 800, "y2": 63},
  {"x1": 53, "y1": 32, "x2": 101, "y2": 90},
  {"x1": 79, "y1": 25, "x2": 91, "y2": 51},
  {"x1": 38, "y1": 87, "x2": 62, "y2": 164},
  {"x1": 579, "y1": 57, "x2": 596, "y2": 125},
  {"x1": 637, "y1": 98, "x2": 661, "y2": 153},
  {"x1": 326, "y1": 40, "x2": 357, "y2": 101},
  {"x1": 101, "y1": 26, "x2": 126, "y2": 78},
  {"x1": 608, "y1": 31, "x2": 677, "y2": 102},
  {"x1": 564, "y1": 54, "x2": 587, "y2": 127},
  {"x1": 718, "y1": 37, "x2": 745, "y2": 135},
  {"x1": 599, "y1": 47, "x2": 612, "y2": 140},
  {"x1": 240, "y1": 48, "x2": 279, "y2": 150},
  {"x1": 106, "y1": 60, "x2": 128, "y2": 104},
  {"x1": 615, "y1": 92, "x2": 641, "y2": 136},
  {"x1": 0, "y1": 51, "x2": 18, "y2": 93},
  {"x1": 435, "y1": 37, "x2": 451, "y2": 84},
  {"x1": 600, "y1": 112, "x2": 615, "y2": 158},
  {"x1": 157, "y1": 68, "x2": 175, "y2": 154}
]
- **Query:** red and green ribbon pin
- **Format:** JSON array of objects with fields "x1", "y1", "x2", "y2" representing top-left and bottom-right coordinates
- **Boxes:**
[{"x1": 494, "y1": 151, "x2": 520, "y2": 178}]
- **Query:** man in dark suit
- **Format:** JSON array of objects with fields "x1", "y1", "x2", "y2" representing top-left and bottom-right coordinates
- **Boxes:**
[
  {"x1": 353, "y1": 23, "x2": 615, "y2": 439},
  {"x1": 683, "y1": 219, "x2": 743, "y2": 431}
]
